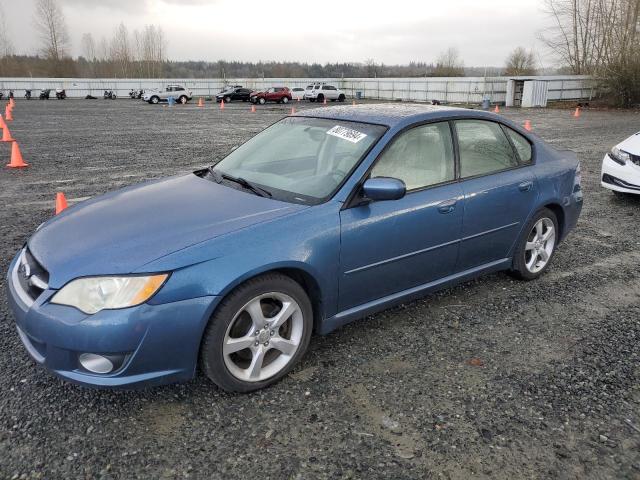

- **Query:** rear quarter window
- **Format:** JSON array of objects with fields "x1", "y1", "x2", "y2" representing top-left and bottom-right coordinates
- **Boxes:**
[
  {"x1": 504, "y1": 127, "x2": 533, "y2": 164},
  {"x1": 455, "y1": 120, "x2": 519, "y2": 178}
]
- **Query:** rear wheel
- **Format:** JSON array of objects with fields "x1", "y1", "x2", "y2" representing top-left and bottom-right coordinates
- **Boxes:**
[
  {"x1": 338, "y1": 94, "x2": 346, "y2": 102},
  {"x1": 179, "y1": 96, "x2": 188, "y2": 104},
  {"x1": 317, "y1": 94, "x2": 324, "y2": 103},
  {"x1": 510, "y1": 208, "x2": 558, "y2": 280},
  {"x1": 282, "y1": 96, "x2": 289, "y2": 104},
  {"x1": 150, "y1": 96, "x2": 159, "y2": 104},
  {"x1": 200, "y1": 273, "x2": 313, "y2": 392}
]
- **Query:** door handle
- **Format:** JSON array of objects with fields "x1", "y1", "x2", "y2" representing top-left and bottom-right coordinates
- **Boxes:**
[
  {"x1": 519, "y1": 181, "x2": 533, "y2": 192},
  {"x1": 437, "y1": 199, "x2": 457, "y2": 214}
]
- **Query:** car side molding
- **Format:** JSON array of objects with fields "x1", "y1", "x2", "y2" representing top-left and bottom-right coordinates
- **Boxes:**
[{"x1": 320, "y1": 257, "x2": 511, "y2": 334}]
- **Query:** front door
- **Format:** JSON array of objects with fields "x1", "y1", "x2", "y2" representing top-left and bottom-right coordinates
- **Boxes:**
[{"x1": 338, "y1": 121, "x2": 463, "y2": 311}]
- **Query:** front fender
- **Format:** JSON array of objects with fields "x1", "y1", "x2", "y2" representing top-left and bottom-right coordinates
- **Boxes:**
[{"x1": 144, "y1": 203, "x2": 342, "y2": 322}]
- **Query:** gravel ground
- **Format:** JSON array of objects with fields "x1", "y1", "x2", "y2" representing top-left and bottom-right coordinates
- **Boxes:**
[{"x1": 0, "y1": 99, "x2": 639, "y2": 480}]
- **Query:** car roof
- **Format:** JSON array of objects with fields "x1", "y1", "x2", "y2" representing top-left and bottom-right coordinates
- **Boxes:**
[{"x1": 295, "y1": 103, "x2": 503, "y2": 128}]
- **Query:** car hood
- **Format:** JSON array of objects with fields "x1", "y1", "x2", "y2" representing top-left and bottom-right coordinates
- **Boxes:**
[
  {"x1": 28, "y1": 174, "x2": 305, "y2": 288},
  {"x1": 617, "y1": 132, "x2": 640, "y2": 154}
]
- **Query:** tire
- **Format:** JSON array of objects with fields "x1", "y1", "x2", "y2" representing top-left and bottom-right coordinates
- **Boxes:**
[
  {"x1": 200, "y1": 273, "x2": 313, "y2": 392},
  {"x1": 258, "y1": 97, "x2": 266, "y2": 105},
  {"x1": 179, "y1": 96, "x2": 188, "y2": 104},
  {"x1": 225, "y1": 96, "x2": 231, "y2": 103},
  {"x1": 150, "y1": 96, "x2": 159, "y2": 104},
  {"x1": 338, "y1": 94, "x2": 346, "y2": 102},
  {"x1": 282, "y1": 96, "x2": 289, "y2": 104},
  {"x1": 317, "y1": 94, "x2": 324, "y2": 103},
  {"x1": 510, "y1": 208, "x2": 559, "y2": 280}
]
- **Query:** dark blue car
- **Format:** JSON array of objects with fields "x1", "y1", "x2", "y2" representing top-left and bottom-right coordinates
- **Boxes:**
[{"x1": 6, "y1": 105, "x2": 583, "y2": 392}]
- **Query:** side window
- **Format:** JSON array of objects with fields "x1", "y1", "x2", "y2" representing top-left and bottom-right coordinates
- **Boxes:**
[
  {"x1": 371, "y1": 122, "x2": 455, "y2": 191},
  {"x1": 455, "y1": 120, "x2": 519, "y2": 178},
  {"x1": 504, "y1": 127, "x2": 533, "y2": 164}
]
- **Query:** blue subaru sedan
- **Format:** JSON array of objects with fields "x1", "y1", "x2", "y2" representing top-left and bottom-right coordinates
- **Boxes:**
[{"x1": 6, "y1": 105, "x2": 583, "y2": 392}]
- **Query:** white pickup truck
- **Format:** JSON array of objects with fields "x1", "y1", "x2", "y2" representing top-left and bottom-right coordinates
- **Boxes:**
[{"x1": 143, "y1": 85, "x2": 193, "y2": 104}]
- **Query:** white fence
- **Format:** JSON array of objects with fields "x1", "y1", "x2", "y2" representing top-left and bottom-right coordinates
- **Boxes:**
[{"x1": 0, "y1": 75, "x2": 596, "y2": 105}]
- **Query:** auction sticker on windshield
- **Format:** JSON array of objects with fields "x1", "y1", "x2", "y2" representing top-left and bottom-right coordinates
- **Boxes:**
[{"x1": 326, "y1": 125, "x2": 368, "y2": 143}]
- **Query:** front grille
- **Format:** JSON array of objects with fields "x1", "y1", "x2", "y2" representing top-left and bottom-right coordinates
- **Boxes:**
[
  {"x1": 602, "y1": 173, "x2": 640, "y2": 191},
  {"x1": 15, "y1": 248, "x2": 49, "y2": 302}
]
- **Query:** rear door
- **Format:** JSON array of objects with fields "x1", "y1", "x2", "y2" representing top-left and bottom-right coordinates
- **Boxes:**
[{"x1": 454, "y1": 120, "x2": 538, "y2": 271}]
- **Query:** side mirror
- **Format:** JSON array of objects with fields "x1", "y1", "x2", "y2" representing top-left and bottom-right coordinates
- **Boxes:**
[{"x1": 362, "y1": 177, "x2": 406, "y2": 202}]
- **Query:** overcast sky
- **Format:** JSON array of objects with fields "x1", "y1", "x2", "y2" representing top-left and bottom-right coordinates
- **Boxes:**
[{"x1": 5, "y1": 0, "x2": 555, "y2": 67}]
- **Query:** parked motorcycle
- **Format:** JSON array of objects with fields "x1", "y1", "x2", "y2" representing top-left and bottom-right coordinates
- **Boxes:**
[
  {"x1": 103, "y1": 90, "x2": 117, "y2": 100},
  {"x1": 39, "y1": 89, "x2": 51, "y2": 100},
  {"x1": 25, "y1": 90, "x2": 32, "y2": 100},
  {"x1": 55, "y1": 89, "x2": 67, "y2": 100},
  {"x1": 128, "y1": 89, "x2": 144, "y2": 99}
]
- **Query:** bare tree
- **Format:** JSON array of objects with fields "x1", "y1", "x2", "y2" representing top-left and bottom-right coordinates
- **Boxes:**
[
  {"x1": 0, "y1": 1, "x2": 13, "y2": 58},
  {"x1": 110, "y1": 22, "x2": 132, "y2": 77},
  {"x1": 432, "y1": 47, "x2": 465, "y2": 76},
  {"x1": 540, "y1": 0, "x2": 640, "y2": 105},
  {"x1": 504, "y1": 47, "x2": 538, "y2": 75},
  {"x1": 33, "y1": 0, "x2": 70, "y2": 61},
  {"x1": 80, "y1": 33, "x2": 96, "y2": 61}
]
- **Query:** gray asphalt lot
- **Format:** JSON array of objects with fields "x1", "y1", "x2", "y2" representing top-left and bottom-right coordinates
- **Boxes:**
[{"x1": 0, "y1": 99, "x2": 639, "y2": 479}]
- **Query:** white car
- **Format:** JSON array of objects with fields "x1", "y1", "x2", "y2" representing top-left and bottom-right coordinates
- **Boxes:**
[
  {"x1": 304, "y1": 83, "x2": 346, "y2": 103},
  {"x1": 143, "y1": 84, "x2": 193, "y2": 104},
  {"x1": 290, "y1": 87, "x2": 305, "y2": 100},
  {"x1": 601, "y1": 132, "x2": 640, "y2": 195}
]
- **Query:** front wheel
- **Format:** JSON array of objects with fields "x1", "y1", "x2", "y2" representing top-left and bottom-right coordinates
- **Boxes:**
[
  {"x1": 282, "y1": 96, "x2": 289, "y2": 104},
  {"x1": 179, "y1": 96, "x2": 188, "y2": 104},
  {"x1": 225, "y1": 96, "x2": 231, "y2": 103},
  {"x1": 258, "y1": 97, "x2": 266, "y2": 105},
  {"x1": 200, "y1": 273, "x2": 313, "y2": 392},
  {"x1": 338, "y1": 94, "x2": 345, "y2": 102},
  {"x1": 150, "y1": 96, "x2": 159, "y2": 104},
  {"x1": 510, "y1": 208, "x2": 558, "y2": 280}
]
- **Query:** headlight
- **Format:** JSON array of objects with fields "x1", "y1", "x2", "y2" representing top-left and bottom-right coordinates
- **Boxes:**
[
  {"x1": 610, "y1": 147, "x2": 630, "y2": 165},
  {"x1": 51, "y1": 274, "x2": 168, "y2": 314}
]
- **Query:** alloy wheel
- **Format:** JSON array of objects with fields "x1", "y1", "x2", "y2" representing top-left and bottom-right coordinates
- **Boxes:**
[
  {"x1": 524, "y1": 218, "x2": 555, "y2": 273},
  {"x1": 222, "y1": 292, "x2": 304, "y2": 382}
]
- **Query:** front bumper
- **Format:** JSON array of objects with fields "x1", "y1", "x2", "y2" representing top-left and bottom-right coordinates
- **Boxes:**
[
  {"x1": 601, "y1": 154, "x2": 640, "y2": 194},
  {"x1": 6, "y1": 252, "x2": 219, "y2": 389}
]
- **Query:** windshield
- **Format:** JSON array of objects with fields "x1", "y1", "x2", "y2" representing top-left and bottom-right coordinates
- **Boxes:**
[{"x1": 212, "y1": 117, "x2": 387, "y2": 204}]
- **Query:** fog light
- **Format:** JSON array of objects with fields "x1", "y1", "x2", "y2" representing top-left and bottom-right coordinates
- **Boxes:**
[{"x1": 78, "y1": 353, "x2": 114, "y2": 374}]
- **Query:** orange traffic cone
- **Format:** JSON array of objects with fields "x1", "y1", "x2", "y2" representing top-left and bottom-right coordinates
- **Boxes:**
[
  {"x1": 5, "y1": 105, "x2": 13, "y2": 121},
  {"x1": 251, "y1": 104, "x2": 256, "y2": 113},
  {"x1": 573, "y1": 107, "x2": 581, "y2": 118},
  {"x1": 323, "y1": 97, "x2": 327, "y2": 105},
  {"x1": 352, "y1": 100, "x2": 356, "y2": 106},
  {"x1": 296, "y1": 97, "x2": 300, "y2": 102},
  {"x1": 291, "y1": 107, "x2": 296, "y2": 114},
  {"x1": 493, "y1": 105, "x2": 500, "y2": 114},
  {"x1": 198, "y1": 97, "x2": 204, "y2": 107},
  {"x1": 9, "y1": 98, "x2": 15, "y2": 108},
  {"x1": 1, "y1": 123, "x2": 14, "y2": 142},
  {"x1": 0, "y1": 113, "x2": 6, "y2": 130},
  {"x1": 55, "y1": 192, "x2": 68, "y2": 214},
  {"x1": 6, "y1": 141, "x2": 28, "y2": 168},
  {"x1": 220, "y1": 99, "x2": 225, "y2": 110},
  {"x1": 524, "y1": 120, "x2": 532, "y2": 131}
]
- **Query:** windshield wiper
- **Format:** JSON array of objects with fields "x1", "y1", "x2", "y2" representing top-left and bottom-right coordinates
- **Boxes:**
[{"x1": 208, "y1": 167, "x2": 272, "y2": 198}]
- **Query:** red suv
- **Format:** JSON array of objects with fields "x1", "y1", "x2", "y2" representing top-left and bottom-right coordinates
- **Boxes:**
[{"x1": 250, "y1": 87, "x2": 292, "y2": 105}]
